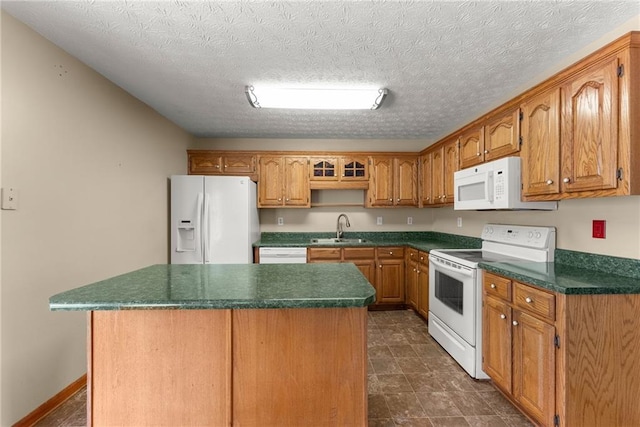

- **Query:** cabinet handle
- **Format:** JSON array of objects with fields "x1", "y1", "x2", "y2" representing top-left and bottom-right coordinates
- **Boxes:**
[
  {"x1": 225, "y1": 165, "x2": 228, "y2": 168},
  {"x1": 525, "y1": 297, "x2": 533, "y2": 304},
  {"x1": 500, "y1": 314, "x2": 506, "y2": 319},
  {"x1": 426, "y1": 197, "x2": 430, "y2": 201},
  {"x1": 215, "y1": 165, "x2": 220, "y2": 168},
  {"x1": 546, "y1": 179, "x2": 554, "y2": 185},
  {"x1": 484, "y1": 150, "x2": 489, "y2": 154},
  {"x1": 490, "y1": 283, "x2": 496, "y2": 289},
  {"x1": 417, "y1": 270, "x2": 420, "y2": 274},
  {"x1": 389, "y1": 251, "x2": 393, "y2": 255},
  {"x1": 389, "y1": 198, "x2": 393, "y2": 202},
  {"x1": 563, "y1": 177, "x2": 571, "y2": 183},
  {"x1": 476, "y1": 152, "x2": 481, "y2": 156},
  {"x1": 286, "y1": 198, "x2": 290, "y2": 202},
  {"x1": 512, "y1": 320, "x2": 519, "y2": 326},
  {"x1": 413, "y1": 268, "x2": 417, "y2": 272},
  {"x1": 397, "y1": 198, "x2": 400, "y2": 202},
  {"x1": 379, "y1": 264, "x2": 382, "y2": 268},
  {"x1": 420, "y1": 256, "x2": 424, "y2": 261},
  {"x1": 278, "y1": 198, "x2": 282, "y2": 201}
]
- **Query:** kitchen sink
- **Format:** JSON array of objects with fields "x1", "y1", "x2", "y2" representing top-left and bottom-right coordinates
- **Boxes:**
[{"x1": 310, "y1": 238, "x2": 368, "y2": 244}]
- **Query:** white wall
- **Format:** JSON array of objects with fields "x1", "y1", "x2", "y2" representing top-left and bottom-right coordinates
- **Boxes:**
[{"x1": 1, "y1": 12, "x2": 192, "y2": 425}]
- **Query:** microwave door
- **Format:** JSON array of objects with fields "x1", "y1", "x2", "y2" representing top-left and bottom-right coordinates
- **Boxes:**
[{"x1": 454, "y1": 171, "x2": 493, "y2": 210}]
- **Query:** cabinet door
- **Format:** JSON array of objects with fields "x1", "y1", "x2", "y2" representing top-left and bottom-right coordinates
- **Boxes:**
[
  {"x1": 258, "y1": 156, "x2": 284, "y2": 207},
  {"x1": 353, "y1": 260, "x2": 376, "y2": 289},
  {"x1": 431, "y1": 147, "x2": 445, "y2": 205},
  {"x1": 416, "y1": 255, "x2": 429, "y2": 318},
  {"x1": 420, "y1": 153, "x2": 432, "y2": 206},
  {"x1": 406, "y1": 259, "x2": 419, "y2": 309},
  {"x1": 521, "y1": 88, "x2": 561, "y2": 197},
  {"x1": 443, "y1": 138, "x2": 459, "y2": 203},
  {"x1": 376, "y1": 259, "x2": 405, "y2": 303},
  {"x1": 483, "y1": 295, "x2": 512, "y2": 394},
  {"x1": 459, "y1": 127, "x2": 485, "y2": 169},
  {"x1": 512, "y1": 310, "x2": 555, "y2": 427},
  {"x1": 368, "y1": 157, "x2": 394, "y2": 207},
  {"x1": 562, "y1": 57, "x2": 619, "y2": 193},
  {"x1": 222, "y1": 155, "x2": 256, "y2": 175},
  {"x1": 340, "y1": 157, "x2": 368, "y2": 181},
  {"x1": 189, "y1": 153, "x2": 223, "y2": 174},
  {"x1": 284, "y1": 157, "x2": 310, "y2": 207},
  {"x1": 310, "y1": 157, "x2": 339, "y2": 181},
  {"x1": 484, "y1": 108, "x2": 521, "y2": 162},
  {"x1": 395, "y1": 157, "x2": 418, "y2": 206}
]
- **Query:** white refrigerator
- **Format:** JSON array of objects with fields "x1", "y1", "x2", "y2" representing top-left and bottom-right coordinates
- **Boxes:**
[{"x1": 170, "y1": 175, "x2": 260, "y2": 264}]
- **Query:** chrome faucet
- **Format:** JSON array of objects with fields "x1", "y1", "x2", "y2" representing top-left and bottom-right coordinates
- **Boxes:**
[{"x1": 336, "y1": 213, "x2": 351, "y2": 239}]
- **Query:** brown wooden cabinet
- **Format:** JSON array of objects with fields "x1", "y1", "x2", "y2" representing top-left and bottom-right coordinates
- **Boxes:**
[
  {"x1": 482, "y1": 272, "x2": 556, "y2": 427},
  {"x1": 560, "y1": 57, "x2": 619, "y2": 193},
  {"x1": 367, "y1": 156, "x2": 418, "y2": 207},
  {"x1": 483, "y1": 107, "x2": 521, "y2": 162},
  {"x1": 421, "y1": 139, "x2": 457, "y2": 207},
  {"x1": 419, "y1": 153, "x2": 432, "y2": 207},
  {"x1": 258, "y1": 156, "x2": 309, "y2": 207},
  {"x1": 405, "y1": 249, "x2": 419, "y2": 310},
  {"x1": 520, "y1": 88, "x2": 562, "y2": 197},
  {"x1": 188, "y1": 150, "x2": 257, "y2": 178},
  {"x1": 443, "y1": 138, "x2": 459, "y2": 203},
  {"x1": 309, "y1": 156, "x2": 369, "y2": 190},
  {"x1": 405, "y1": 249, "x2": 429, "y2": 317},
  {"x1": 375, "y1": 247, "x2": 405, "y2": 303},
  {"x1": 459, "y1": 126, "x2": 485, "y2": 169}
]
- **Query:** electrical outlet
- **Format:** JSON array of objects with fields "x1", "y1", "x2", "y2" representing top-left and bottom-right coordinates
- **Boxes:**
[
  {"x1": 592, "y1": 220, "x2": 606, "y2": 239},
  {"x1": 457, "y1": 217, "x2": 462, "y2": 228},
  {"x1": 376, "y1": 216, "x2": 383, "y2": 226},
  {"x1": 277, "y1": 217, "x2": 284, "y2": 226},
  {"x1": 407, "y1": 216, "x2": 413, "y2": 225}
]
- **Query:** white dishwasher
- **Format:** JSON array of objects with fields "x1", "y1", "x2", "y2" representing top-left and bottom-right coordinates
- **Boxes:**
[{"x1": 258, "y1": 247, "x2": 307, "y2": 264}]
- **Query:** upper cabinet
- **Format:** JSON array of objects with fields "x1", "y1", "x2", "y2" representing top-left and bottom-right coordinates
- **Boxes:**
[
  {"x1": 560, "y1": 57, "x2": 619, "y2": 193},
  {"x1": 458, "y1": 126, "x2": 485, "y2": 169},
  {"x1": 422, "y1": 137, "x2": 458, "y2": 206},
  {"x1": 459, "y1": 108, "x2": 520, "y2": 170},
  {"x1": 188, "y1": 151, "x2": 257, "y2": 179},
  {"x1": 258, "y1": 156, "x2": 309, "y2": 208},
  {"x1": 483, "y1": 108, "x2": 521, "y2": 162},
  {"x1": 309, "y1": 156, "x2": 369, "y2": 189},
  {"x1": 367, "y1": 156, "x2": 418, "y2": 207},
  {"x1": 520, "y1": 88, "x2": 561, "y2": 197}
]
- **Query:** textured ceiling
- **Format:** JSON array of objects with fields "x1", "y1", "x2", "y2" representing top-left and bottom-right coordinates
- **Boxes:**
[{"x1": 3, "y1": 1, "x2": 639, "y2": 141}]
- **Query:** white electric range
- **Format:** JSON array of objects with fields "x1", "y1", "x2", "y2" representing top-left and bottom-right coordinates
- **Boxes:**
[{"x1": 428, "y1": 224, "x2": 556, "y2": 379}]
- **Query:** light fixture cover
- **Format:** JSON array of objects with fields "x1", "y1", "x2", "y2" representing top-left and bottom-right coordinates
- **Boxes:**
[{"x1": 245, "y1": 86, "x2": 388, "y2": 110}]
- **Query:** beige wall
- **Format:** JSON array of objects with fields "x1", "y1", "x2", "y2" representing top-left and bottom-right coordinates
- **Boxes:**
[{"x1": 1, "y1": 12, "x2": 192, "y2": 425}]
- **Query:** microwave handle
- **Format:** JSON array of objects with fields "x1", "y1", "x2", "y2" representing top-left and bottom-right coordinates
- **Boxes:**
[{"x1": 486, "y1": 172, "x2": 494, "y2": 202}]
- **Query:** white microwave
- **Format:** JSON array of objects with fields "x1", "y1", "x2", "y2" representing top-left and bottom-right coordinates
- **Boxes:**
[{"x1": 454, "y1": 157, "x2": 557, "y2": 210}]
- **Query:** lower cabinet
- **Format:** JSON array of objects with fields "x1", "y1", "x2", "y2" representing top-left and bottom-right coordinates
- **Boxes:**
[
  {"x1": 406, "y1": 249, "x2": 429, "y2": 318},
  {"x1": 483, "y1": 271, "x2": 640, "y2": 427},
  {"x1": 483, "y1": 272, "x2": 556, "y2": 426},
  {"x1": 308, "y1": 246, "x2": 405, "y2": 308}
]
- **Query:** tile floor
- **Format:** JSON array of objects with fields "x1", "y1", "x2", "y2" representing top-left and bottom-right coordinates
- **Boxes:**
[{"x1": 34, "y1": 310, "x2": 533, "y2": 427}]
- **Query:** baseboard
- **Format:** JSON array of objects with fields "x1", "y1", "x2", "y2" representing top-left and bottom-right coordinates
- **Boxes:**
[{"x1": 12, "y1": 374, "x2": 87, "y2": 427}]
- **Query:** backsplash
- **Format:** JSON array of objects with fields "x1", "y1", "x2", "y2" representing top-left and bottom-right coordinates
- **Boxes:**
[{"x1": 555, "y1": 249, "x2": 640, "y2": 279}]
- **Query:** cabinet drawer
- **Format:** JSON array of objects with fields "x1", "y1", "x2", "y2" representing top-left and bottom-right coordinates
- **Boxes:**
[
  {"x1": 377, "y1": 247, "x2": 405, "y2": 259},
  {"x1": 407, "y1": 248, "x2": 419, "y2": 261},
  {"x1": 307, "y1": 248, "x2": 341, "y2": 261},
  {"x1": 514, "y1": 282, "x2": 555, "y2": 321},
  {"x1": 343, "y1": 247, "x2": 375, "y2": 260},
  {"x1": 418, "y1": 251, "x2": 429, "y2": 264},
  {"x1": 483, "y1": 272, "x2": 512, "y2": 302},
  {"x1": 189, "y1": 154, "x2": 223, "y2": 174}
]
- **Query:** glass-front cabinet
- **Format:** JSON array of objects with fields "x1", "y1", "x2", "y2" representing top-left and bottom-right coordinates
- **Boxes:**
[{"x1": 309, "y1": 156, "x2": 369, "y2": 189}]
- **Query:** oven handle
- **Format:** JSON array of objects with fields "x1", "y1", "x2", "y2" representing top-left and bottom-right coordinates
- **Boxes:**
[{"x1": 429, "y1": 255, "x2": 475, "y2": 278}]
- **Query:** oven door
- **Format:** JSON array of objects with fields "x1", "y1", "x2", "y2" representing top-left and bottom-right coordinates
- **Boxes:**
[{"x1": 429, "y1": 255, "x2": 477, "y2": 345}]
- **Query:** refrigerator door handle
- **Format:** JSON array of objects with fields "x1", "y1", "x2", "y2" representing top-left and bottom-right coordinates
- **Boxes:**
[
  {"x1": 196, "y1": 192, "x2": 204, "y2": 263},
  {"x1": 203, "y1": 192, "x2": 211, "y2": 263}
]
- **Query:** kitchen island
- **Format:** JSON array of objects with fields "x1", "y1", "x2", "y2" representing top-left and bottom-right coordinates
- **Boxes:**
[{"x1": 50, "y1": 263, "x2": 376, "y2": 426}]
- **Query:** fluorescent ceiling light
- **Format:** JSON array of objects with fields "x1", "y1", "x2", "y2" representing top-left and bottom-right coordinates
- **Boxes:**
[{"x1": 245, "y1": 86, "x2": 388, "y2": 110}]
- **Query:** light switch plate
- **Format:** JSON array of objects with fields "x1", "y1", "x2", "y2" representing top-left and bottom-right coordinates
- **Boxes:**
[{"x1": 1, "y1": 188, "x2": 18, "y2": 210}]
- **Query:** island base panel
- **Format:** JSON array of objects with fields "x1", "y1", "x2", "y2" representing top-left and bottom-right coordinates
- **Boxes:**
[
  {"x1": 232, "y1": 307, "x2": 368, "y2": 426},
  {"x1": 89, "y1": 310, "x2": 232, "y2": 426}
]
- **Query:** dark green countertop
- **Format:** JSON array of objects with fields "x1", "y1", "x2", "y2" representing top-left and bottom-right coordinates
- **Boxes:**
[
  {"x1": 254, "y1": 231, "x2": 640, "y2": 295},
  {"x1": 254, "y1": 231, "x2": 481, "y2": 252},
  {"x1": 50, "y1": 264, "x2": 376, "y2": 311},
  {"x1": 480, "y1": 259, "x2": 640, "y2": 295}
]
